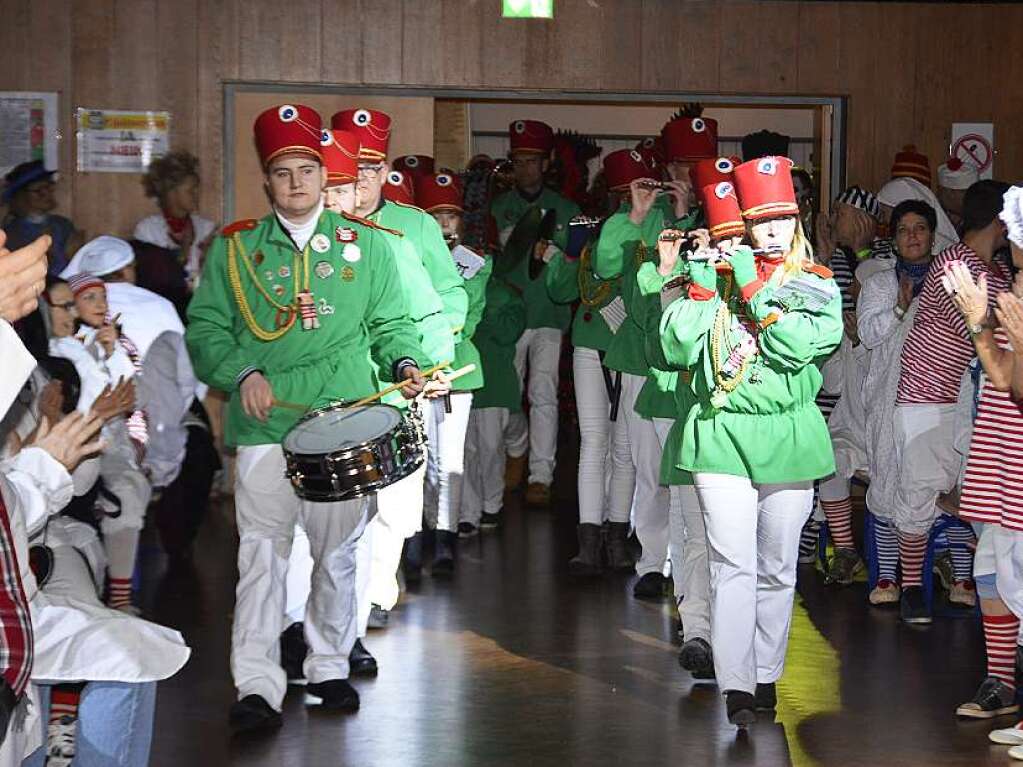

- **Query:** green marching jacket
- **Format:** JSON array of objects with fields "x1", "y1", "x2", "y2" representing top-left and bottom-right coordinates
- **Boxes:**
[
  {"x1": 186, "y1": 209, "x2": 427, "y2": 447},
  {"x1": 654, "y1": 254, "x2": 843, "y2": 484},
  {"x1": 471, "y1": 276, "x2": 527, "y2": 412}
]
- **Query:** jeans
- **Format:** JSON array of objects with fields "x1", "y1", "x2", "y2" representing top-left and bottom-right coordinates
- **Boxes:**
[{"x1": 26, "y1": 681, "x2": 156, "y2": 767}]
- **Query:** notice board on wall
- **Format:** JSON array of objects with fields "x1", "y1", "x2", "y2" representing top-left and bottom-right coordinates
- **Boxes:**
[{"x1": 0, "y1": 91, "x2": 59, "y2": 176}]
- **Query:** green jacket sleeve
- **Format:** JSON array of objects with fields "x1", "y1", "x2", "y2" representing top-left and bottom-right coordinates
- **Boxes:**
[
  {"x1": 658, "y1": 292, "x2": 719, "y2": 370},
  {"x1": 363, "y1": 229, "x2": 430, "y2": 381},
  {"x1": 478, "y1": 281, "x2": 527, "y2": 347},
  {"x1": 592, "y1": 211, "x2": 641, "y2": 280},
  {"x1": 419, "y1": 214, "x2": 469, "y2": 336},
  {"x1": 746, "y1": 278, "x2": 844, "y2": 371},
  {"x1": 185, "y1": 235, "x2": 252, "y2": 391},
  {"x1": 544, "y1": 250, "x2": 581, "y2": 304},
  {"x1": 461, "y1": 257, "x2": 492, "y2": 340},
  {"x1": 552, "y1": 199, "x2": 581, "y2": 252},
  {"x1": 637, "y1": 261, "x2": 681, "y2": 372}
]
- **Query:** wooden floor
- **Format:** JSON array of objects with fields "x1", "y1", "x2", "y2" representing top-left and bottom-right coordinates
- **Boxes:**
[{"x1": 137, "y1": 471, "x2": 1013, "y2": 767}]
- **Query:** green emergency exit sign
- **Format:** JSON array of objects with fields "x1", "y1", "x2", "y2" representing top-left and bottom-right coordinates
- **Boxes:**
[{"x1": 502, "y1": 0, "x2": 553, "y2": 18}]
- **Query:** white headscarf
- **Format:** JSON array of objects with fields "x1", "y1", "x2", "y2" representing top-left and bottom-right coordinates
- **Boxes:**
[
  {"x1": 877, "y1": 177, "x2": 959, "y2": 255},
  {"x1": 59, "y1": 235, "x2": 135, "y2": 279}
]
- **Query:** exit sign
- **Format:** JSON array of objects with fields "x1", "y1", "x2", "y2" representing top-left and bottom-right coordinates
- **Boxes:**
[{"x1": 502, "y1": 0, "x2": 553, "y2": 18}]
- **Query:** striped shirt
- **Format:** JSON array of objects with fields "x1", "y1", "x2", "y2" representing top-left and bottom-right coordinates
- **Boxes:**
[
  {"x1": 960, "y1": 330, "x2": 1023, "y2": 531},
  {"x1": 829, "y1": 247, "x2": 857, "y2": 311},
  {"x1": 896, "y1": 243, "x2": 1012, "y2": 405}
]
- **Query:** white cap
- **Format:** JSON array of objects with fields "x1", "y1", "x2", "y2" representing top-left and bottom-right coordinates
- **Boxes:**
[
  {"x1": 60, "y1": 235, "x2": 135, "y2": 279},
  {"x1": 937, "y1": 158, "x2": 979, "y2": 191},
  {"x1": 1000, "y1": 186, "x2": 1023, "y2": 250}
]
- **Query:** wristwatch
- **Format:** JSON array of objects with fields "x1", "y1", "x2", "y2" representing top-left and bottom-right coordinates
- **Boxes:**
[
  {"x1": 968, "y1": 319, "x2": 986, "y2": 336},
  {"x1": 893, "y1": 305, "x2": 906, "y2": 320}
]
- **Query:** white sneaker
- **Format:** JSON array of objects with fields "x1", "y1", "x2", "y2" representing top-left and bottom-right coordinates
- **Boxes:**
[
  {"x1": 991, "y1": 721, "x2": 1023, "y2": 745},
  {"x1": 1009, "y1": 744, "x2": 1023, "y2": 761},
  {"x1": 47, "y1": 714, "x2": 77, "y2": 766}
]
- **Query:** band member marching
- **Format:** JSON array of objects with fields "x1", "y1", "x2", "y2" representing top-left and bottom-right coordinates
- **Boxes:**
[
  {"x1": 331, "y1": 108, "x2": 468, "y2": 627},
  {"x1": 417, "y1": 171, "x2": 492, "y2": 549},
  {"x1": 186, "y1": 104, "x2": 436, "y2": 734},
  {"x1": 490, "y1": 119, "x2": 581, "y2": 506},
  {"x1": 654, "y1": 156, "x2": 842, "y2": 726}
]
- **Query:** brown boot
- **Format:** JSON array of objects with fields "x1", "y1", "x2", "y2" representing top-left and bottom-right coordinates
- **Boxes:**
[
  {"x1": 525, "y1": 482, "x2": 551, "y2": 506},
  {"x1": 568, "y1": 523, "x2": 603, "y2": 576},
  {"x1": 605, "y1": 522, "x2": 635, "y2": 572},
  {"x1": 504, "y1": 453, "x2": 527, "y2": 491}
]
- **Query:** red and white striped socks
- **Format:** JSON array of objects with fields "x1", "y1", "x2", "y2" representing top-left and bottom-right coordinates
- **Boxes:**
[
  {"x1": 821, "y1": 498, "x2": 855, "y2": 550},
  {"x1": 50, "y1": 685, "x2": 81, "y2": 723},
  {"x1": 107, "y1": 578, "x2": 133, "y2": 610},
  {"x1": 984, "y1": 613, "x2": 1020, "y2": 689},
  {"x1": 898, "y1": 532, "x2": 928, "y2": 588}
]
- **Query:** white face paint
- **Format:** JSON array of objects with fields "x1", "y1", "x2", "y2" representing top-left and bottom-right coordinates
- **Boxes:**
[{"x1": 749, "y1": 216, "x2": 797, "y2": 252}]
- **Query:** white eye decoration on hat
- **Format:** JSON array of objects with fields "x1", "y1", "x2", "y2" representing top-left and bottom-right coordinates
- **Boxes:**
[
  {"x1": 513, "y1": 121, "x2": 526, "y2": 134},
  {"x1": 629, "y1": 150, "x2": 643, "y2": 162},
  {"x1": 715, "y1": 182, "x2": 734, "y2": 199},
  {"x1": 387, "y1": 171, "x2": 404, "y2": 186},
  {"x1": 691, "y1": 118, "x2": 706, "y2": 133},
  {"x1": 320, "y1": 130, "x2": 333, "y2": 146},
  {"x1": 353, "y1": 109, "x2": 371, "y2": 127},
  {"x1": 404, "y1": 156, "x2": 419, "y2": 168},
  {"x1": 757, "y1": 157, "x2": 778, "y2": 176},
  {"x1": 278, "y1": 105, "x2": 299, "y2": 123},
  {"x1": 642, "y1": 137, "x2": 655, "y2": 148},
  {"x1": 435, "y1": 174, "x2": 453, "y2": 187},
  {"x1": 715, "y1": 158, "x2": 734, "y2": 173}
]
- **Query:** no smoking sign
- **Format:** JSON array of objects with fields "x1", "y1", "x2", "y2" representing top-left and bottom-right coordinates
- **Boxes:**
[{"x1": 951, "y1": 123, "x2": 994, "y2": 179}]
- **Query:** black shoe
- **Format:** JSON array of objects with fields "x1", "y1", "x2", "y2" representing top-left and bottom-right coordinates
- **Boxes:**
[
  {"x1": 402, "y1": 532, "x2": 424, "y2": 585},
  {"x1": 633, "y1": 572, "x2": 669, "y2": 600},
  {"x1": 899, "y1": 586, "x2": 932, "y2": 624},
  {"x1": 349, "y1": 639, "x2": 378, "y2": 678},
  {"x1": 754, "y1": 682, "x2": 777, "y2": 711},
  {"x1": 568, "y1": 523, "x2": 603, "y2": 577},
  {"x1": 824, "y1": 547, "x2": 864, "y2": 586},
  {"x1": 605, "y1": 522, "x2": 635, "y2": 572},
  {"x1": 280, "y1": 622, "x2": 308, "y2": 685},
  {"x1": 432, "y1": 531, "x2": 457, "y2": 577},
  {"x1": 480, "y1": 511, "x2": 502, "y2": 529},
  {"x1": 678, "y1": 638, "x2": 715, "y2": 680},
  {"x1": 367, "y1": 604, "x2": 389, "y2": 629},
  {"x1": 955, "y1": 676, "x2": 1020, "y2": 719},
  {"x1": 305, "y1": 679, "x2": 360, "y2": 712},
  {"x1": 229, "y1": 695, "x2": 282, "y2": 735},
  {"x1": 458, "y1": 522, "x2": 479, "y2": 539},
  {"x1": 725, "y1": 690, "x2": 756, "y2": 727}
]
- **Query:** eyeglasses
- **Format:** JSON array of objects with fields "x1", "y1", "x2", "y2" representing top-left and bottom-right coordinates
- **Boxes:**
[{"x1": 357, "y1": 164, "x2": 384, "y2": 178}]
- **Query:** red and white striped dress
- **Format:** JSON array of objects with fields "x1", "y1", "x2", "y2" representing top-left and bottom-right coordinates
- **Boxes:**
[
  {"x1": 897, "y1": 243, "x2": 1012, "y2": 405},
  {"x1": 960, "y1": 329, "x2": 1023, "y2": 532}
]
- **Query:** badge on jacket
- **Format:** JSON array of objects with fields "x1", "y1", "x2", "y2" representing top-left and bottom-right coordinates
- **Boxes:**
[{"x1": 311, "y1": 233, "x2": 330, "y2": 253}]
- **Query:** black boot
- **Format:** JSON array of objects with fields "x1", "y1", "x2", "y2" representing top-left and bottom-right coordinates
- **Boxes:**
[
  {"x1": 280, "y1": 622, "x2": 308, "y2": 685},
  {"x1": 402, "y1": 531, "x2": 425, "y2": 585},
  {"x1": 568, "y1": 523, "x2": 603, "y2": 577},
  {"x1": 432, "y1": 531, "x2": 457, "y2": 577},
  {"x1": 305, "y1": 680, "x2": 360, "y2": 712},
  {"x1": 678, "y1": 637, "x2": 715, "y2": 680},
  {"x1": 725, "y1": 690, "x2": 756, "y2": 727},
  {"x1": 604, "y1": 522, "x2": 634, "y2": 572},
  {"x1": 229, "y1": 695, "x2": 282, "y2": 735},
  {"x1": 754, "y1": 682, "x2": 777, "y2": 711}
]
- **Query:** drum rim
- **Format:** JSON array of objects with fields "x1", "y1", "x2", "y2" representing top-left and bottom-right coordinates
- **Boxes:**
[{"x1": 282, "y1": 400, "x2": 406, "y2": 454}]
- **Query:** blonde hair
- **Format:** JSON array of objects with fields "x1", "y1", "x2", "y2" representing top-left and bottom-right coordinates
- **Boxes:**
[{"x1": 766, "y1": 217, "x2": 813, "y2": 288}]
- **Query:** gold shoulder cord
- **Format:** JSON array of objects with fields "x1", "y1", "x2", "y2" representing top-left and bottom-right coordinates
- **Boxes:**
[
  {"x1": 578, "y1": 244, "x2": 612, "y2": 307},
  {"x1": 227, "y1": 233, "x2": 307, "y2": 342}
]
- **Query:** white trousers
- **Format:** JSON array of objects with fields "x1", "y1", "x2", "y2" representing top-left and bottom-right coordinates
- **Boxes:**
[
  {"x1": 505, "y1": 327, "x2": 563, "y2": 485},
  {"x1": 462, "y1": 408, "x2": 510, "y2": 525},
  {"x1": 994, "y1": 526, "x2": 1023, "y2": 620},
  {"x1": 574, "y1": 347, "x2": 634, "y2": 525},
  {"x1": 232, "y1": 444, "x2": 369, "y2": 709},
  {"x1": 612, "y1": 373, "x2": 669, "y2": 576},
  {"x1": 694, "y1": 472, "x2": 813, "y2": 694},
  {"x1": 653, "y1": 417, "x2": 710, "y2": 643},
  {"x1": 358, "y1": 463, "x2": 426, "y2": 630},
  {"x1": 892, "y1": 404, "x2": 962, "y2": 536},
  {"x1": 424, "y1": 393, "x2": 473, "y2": 533}
]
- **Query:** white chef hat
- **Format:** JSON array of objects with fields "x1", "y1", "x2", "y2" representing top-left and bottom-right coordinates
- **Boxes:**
[
  {"x1": 1000, "y1": 186, "x2": 1023, "y2": 250},
  {"x1": 937, "y1": 157, "x2": 979, "y2": 191},
  {"x1": 60, "y1": 235, "x2": 135, "y2": 279}
]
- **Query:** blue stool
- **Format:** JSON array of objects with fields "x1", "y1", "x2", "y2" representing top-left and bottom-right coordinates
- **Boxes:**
[{"x1": 922, "y1": 515, "x2": 979, "y2": 617}]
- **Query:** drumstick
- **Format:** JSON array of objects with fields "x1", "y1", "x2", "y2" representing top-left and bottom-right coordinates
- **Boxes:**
[{"x1": 349, "y1": 361, "x2": 453, "y2": 408}]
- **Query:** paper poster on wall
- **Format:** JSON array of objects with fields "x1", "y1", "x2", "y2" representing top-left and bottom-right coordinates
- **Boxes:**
[
  {"x1": 75, "y1": 109, "x2": 170, "y2": 173},
  {"x1": 950, "y1": 123, "x2": 994, "y2": 180},
  {"x1": 0, "y1": 92, "x2": 59, "y2": 177}
]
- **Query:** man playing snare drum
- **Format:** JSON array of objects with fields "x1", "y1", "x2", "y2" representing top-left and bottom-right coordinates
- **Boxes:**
[{"x1": 187, "y1": 104, "x2": 442, "y2": 735}]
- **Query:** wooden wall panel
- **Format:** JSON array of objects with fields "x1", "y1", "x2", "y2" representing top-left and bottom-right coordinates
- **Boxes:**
[{"x1": 1, "y1": 0, "x2": 1021, "y2": 239}]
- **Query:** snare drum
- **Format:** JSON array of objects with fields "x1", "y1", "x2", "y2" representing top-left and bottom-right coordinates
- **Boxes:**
[{"x1": 282, "y1": 401, "x2": 425, "y2": 502}]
